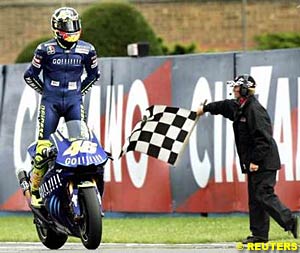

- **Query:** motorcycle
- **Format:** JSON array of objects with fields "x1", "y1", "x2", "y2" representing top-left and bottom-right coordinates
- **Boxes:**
[{"x1": 17, "y1": 120, "x2": 109, "y2": 249}]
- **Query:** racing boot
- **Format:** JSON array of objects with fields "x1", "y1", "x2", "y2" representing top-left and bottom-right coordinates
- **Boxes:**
[
  {"x1": 30, "y1": 168, "x2": 45, "y2": 208},
  {"x1": 30, "y1": 140, "x2": 52, "y2": 208}
]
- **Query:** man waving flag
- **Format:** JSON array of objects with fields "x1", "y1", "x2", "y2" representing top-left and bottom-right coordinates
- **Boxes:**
[{"x1": 119, "y1": 105, "x2": 199, "y2": 166}]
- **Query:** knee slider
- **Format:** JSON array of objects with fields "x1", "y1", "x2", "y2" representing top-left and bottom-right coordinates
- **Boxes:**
[
  {"x1": 34, "y1": 139, "x2": 53, "y2": 169},
  {"x1": 36, "y1": 140, "x2": 52, "y2": 155}
]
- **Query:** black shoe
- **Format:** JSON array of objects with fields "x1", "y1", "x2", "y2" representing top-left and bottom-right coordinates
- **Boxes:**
[
  {"x1": 242, "y1": 235, "x2": 268, "y2": 244},
  {"x1": 291, "y1": 216, "x2": 299, "y2": 239}
]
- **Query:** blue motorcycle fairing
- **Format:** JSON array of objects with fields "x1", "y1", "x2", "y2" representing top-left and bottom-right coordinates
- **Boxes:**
[
  {"x1": 49, "y1": 131, "x2": 108, "y2": 168},
  {"x1": 39, "y1": 169, "x2": 68, "y2": 226},
  {"x1": 40, "y1": 166, "x2": 103, "y2": 234}
]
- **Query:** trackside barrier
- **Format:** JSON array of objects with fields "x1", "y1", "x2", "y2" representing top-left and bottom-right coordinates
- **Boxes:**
[{"x1": 1, "y1": 49, "x2": 300, "y2": 212}]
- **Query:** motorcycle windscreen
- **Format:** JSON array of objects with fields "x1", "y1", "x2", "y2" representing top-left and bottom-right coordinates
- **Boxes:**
[{"x1": 49, "y1": 120, "x2": 108, "y2": 167}]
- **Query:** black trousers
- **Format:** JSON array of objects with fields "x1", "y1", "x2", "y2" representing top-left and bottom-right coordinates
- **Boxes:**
[{"x1": 247, "y1": 170, "x2": 294, "y2": 239}]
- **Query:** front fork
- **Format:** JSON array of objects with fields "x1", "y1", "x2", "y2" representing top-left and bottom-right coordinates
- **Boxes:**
[{"x1": 69, "y1": 180, "x2": 102, "y2": 220}]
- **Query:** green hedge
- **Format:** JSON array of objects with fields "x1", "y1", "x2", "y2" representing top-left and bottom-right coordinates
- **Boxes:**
[
  {"x1": 81, "y1": 2, "x2": 163, "y2": 57},
  {"x1": 255, "y1": 32, "x2": 300, "y2": 50}
]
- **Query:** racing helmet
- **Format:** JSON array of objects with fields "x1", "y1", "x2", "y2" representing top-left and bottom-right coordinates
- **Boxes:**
[
  {"x1": 51, "y1": 7, "x2": 81, "y2": 45},
  {"x1": 228, "y1": 74, "x2": 256, "y2": 97}
]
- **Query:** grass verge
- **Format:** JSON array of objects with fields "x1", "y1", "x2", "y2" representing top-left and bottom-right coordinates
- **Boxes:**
[{"x1": 0, "y1": 215, "x2": 298, "y2": 243}]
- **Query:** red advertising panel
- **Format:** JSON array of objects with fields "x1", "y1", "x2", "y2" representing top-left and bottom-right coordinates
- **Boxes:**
[{"x1": 102, "y1": 61, "x2": 173, "y2": 212}]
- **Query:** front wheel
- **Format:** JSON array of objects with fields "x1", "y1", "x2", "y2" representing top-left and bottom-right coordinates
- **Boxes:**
[{"x1": 79, "y1": 187, "x2": 102, "y2": 249}]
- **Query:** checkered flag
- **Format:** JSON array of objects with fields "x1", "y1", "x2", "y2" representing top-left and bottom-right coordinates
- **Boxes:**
[{"x1": 119, "y1": 105, "x2": 199, "y2": 166}]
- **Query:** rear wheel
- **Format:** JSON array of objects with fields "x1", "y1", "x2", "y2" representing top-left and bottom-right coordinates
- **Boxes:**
[
  {"x1": 35, "y1": 218, "x2": 68, "y2": 249},
  {"x1": 79, "y1": 187, "x2": 102, "y2": 249}
]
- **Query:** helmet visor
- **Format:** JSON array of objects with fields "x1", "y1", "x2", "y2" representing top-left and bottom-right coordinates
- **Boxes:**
[
  {"x1": 56, "y1": 19, "x2": 81, "y2": 33},
  {"x1": 57, "y1": 30, "x2": 81, "y2": 42}
]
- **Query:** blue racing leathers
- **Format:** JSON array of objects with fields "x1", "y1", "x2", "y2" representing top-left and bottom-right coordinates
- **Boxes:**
[{"x1": 24, "y1": 38, "x2": 100, "y2": 139}]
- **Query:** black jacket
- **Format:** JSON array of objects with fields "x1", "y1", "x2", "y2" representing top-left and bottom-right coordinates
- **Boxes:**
[{"x1": 203, "y1": 95, "x2": 281, "y2": 173}]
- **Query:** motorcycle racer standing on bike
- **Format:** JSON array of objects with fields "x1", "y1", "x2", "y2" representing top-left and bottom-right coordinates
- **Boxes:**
[{"x1": 24, "y1": 7, "x2": 101, "y2": 208}]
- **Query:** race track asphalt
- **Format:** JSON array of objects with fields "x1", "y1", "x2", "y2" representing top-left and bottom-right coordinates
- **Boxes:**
[
  {"x1": 2, "y1": 241, "x2": 295, "y2": 252},
  {"x1": 0, "y1": 242, "x2": 244, "y2": 253}
]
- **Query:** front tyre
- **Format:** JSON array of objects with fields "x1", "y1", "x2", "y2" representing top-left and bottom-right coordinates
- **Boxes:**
[
  {"x1": 79, "y1": 187, "x2": 102, "y2": 249},
  {"x1": 35, "y1": 219, "x2": 68, "y2": 249}
]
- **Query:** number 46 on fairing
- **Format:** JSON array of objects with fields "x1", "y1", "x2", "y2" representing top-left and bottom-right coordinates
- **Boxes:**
[{"x1": 63, "y1": 140, "x2": 97, "y2": 157}]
